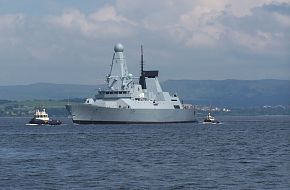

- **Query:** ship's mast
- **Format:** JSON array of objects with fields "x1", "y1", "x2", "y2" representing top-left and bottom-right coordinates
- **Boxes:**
[
  {"x1": 141, "y1": 45, "x2": 144, "y2": 75},
  {"x1": 139, "y1": 45, "x2": 146, "y2": 89}
]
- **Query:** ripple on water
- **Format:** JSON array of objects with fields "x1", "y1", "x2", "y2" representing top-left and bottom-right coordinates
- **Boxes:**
[{"x1": 0, "y1": 116, "x2": 290, "y2": 189}]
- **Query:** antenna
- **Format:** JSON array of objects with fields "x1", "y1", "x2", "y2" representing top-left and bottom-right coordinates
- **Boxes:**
[
  {"x1": 109, "y1": 53, "x2": 115, "y2": 77},
  {"x1": 141, "y1": 45, "x2": 144, "y2": 75},
  {"x1": 139, "y1": 44, "x2": 147, "y2": 89},
  {"x1": 67, "y1": 95, "x2": 70, "y2": 105}
]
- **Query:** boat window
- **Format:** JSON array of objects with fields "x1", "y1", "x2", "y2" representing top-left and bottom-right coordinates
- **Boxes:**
[
  {"x1": 174, "y1": 105, "x2": 180, "y2": 109},
  {"x1": 171, "y1": 99, "x2": 177, "y2": 101}
]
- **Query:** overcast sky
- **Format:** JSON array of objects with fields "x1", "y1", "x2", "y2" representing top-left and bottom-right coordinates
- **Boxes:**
[{"x1": 0, "y1": 0, "x2": 289, "y2": 85}]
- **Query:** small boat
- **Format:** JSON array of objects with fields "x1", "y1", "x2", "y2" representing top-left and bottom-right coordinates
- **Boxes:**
[
  {"x1": 26, "y1": 108, "x2": 62, "y2": 126},
  {"x1": 203, "y1": 112, "x2": 220, "y2": 124}
]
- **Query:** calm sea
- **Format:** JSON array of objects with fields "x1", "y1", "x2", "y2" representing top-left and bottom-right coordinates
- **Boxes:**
[{"x1": 0, "y1": 116, "x2": 289, "y2": 189}]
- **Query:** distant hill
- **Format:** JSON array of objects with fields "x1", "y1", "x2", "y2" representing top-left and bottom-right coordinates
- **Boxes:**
[
  {"x1": 0, "y1": 80, "x2": 289, "y2": 107},
  {"x1": 0, "y1": 83, "x2": 100, "y2": 100},
  {"x1": 162, "y1": 79, "x2": 290, "y2": 107}
]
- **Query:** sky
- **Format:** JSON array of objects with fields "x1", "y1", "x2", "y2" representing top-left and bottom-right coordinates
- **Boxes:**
[{"x1": 0, "y1": 0, "x2": 289, "y2": 85}]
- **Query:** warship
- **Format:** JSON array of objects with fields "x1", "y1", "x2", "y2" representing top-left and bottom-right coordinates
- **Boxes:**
[{"x1": 66, "y1": 43, "x2": 196, "y2": 124}]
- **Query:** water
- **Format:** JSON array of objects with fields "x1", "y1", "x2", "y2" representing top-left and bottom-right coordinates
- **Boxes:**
[{"x1": 0, "y1": 116, "x2": 289, "y2": 189}]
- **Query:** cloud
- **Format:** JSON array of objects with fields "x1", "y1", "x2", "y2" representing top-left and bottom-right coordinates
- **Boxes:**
[
  {"x1": 48, "y1": 6, "x2": 136, "y2": 39},
  {"x1": 220, "y1": 3, "x2": 290, "y2": 54},
  {"x1": 0, "y1": 13, "x2": 25, "y2": 29},
  {"x1": 110, "y1": 0, "x2": 290, "y2": 52},
  {"x1": 127, "y1": 1, "x2": 290, "y2": 53},
  {"x1": 274, "y1": 12, "x2": 290, "y2": 26},
  {"x1": 0, "y1": 0, "x2": 289, "y2": 85},
  {"x1": 0, "y1": 14, "x2": 25, "y2": 47},
  {"x1": 43, "y1": 1, "x2": 290, "y2": 52}
]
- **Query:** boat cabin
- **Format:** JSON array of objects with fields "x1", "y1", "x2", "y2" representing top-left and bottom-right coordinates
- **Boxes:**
[{"x1": 34, "y1": 109, "x2": 49, "y2": 121}]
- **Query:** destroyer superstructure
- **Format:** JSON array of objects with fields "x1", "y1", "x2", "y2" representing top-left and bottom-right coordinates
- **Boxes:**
[{"x1": 66, "y1": 43, "x2": 196, "y2": 124}]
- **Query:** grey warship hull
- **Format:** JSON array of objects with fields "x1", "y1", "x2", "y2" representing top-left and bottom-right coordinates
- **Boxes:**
[
  {"x1": 66, "y1": 44, "x2": 197, "y2": 124},
  {"x1": 66, "y1": 104, "x2": 196, "y2": 124}
]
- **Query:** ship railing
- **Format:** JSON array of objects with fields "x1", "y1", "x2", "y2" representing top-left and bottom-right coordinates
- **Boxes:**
[
  {"x1": 98, "y1": 90, "x2": 130, "y2": 95},
  {"x1": 95, "y1": 90, "x2": 132, "y2": 99}
]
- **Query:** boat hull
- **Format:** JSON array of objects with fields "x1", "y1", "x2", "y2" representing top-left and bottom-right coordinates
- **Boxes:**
[
  {"x1": 28, "y1": 118, "x2": 62, "y2": 125},
  {"x1": 66, "y1": 104, "x2": 197, "y2": 124},
  {"x1": 203, "y1": 120, "x2": 220, "y2": 124}
]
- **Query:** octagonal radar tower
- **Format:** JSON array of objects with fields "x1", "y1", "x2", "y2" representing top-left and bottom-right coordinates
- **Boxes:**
[{"x1": 108, "y1": 43, "x2": 129, "y2": 90}]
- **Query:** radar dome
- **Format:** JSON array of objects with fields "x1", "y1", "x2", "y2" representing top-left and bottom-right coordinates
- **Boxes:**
[
  {"x1": 114, "y1": 43, "x2": 124, "y2": 52},
  {"x1": 127, "y1": 73, "x2": 133, "y2": 79}
]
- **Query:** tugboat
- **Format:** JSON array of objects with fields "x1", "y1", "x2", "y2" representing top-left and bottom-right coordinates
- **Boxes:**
[
  {"x1": 26, "y1": 108, "x2": 62, "y2": 126},
  {"x1": 203, "y1": 112, "x2": 220, "y2": 124}
]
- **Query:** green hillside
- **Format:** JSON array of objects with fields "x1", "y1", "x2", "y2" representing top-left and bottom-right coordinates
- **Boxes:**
[
  {"x1": 162, "y1": 79, "x2": 290, "y2": 107},
  {"x1": 0, "y1": 80, "x2": 289, "y2": 107}
]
